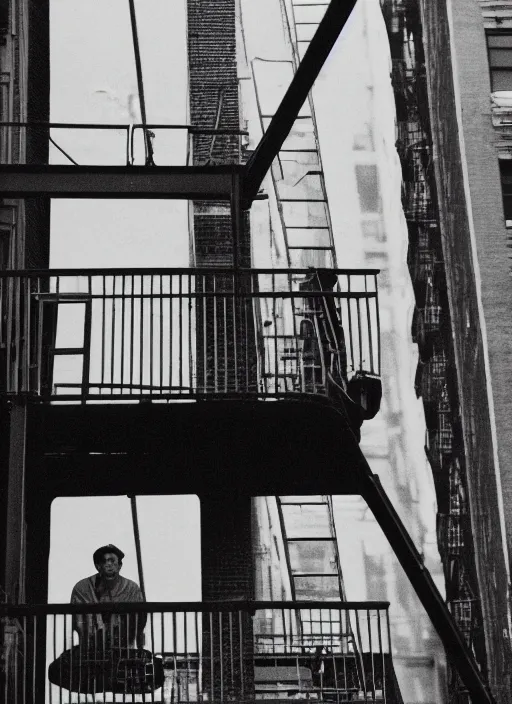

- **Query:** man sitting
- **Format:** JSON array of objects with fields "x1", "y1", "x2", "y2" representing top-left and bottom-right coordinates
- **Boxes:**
[
  {"x1": 71, "y1": 544, "x2": 146, "y2": 650},
  {"x1": 49, "y1": 544, "x2": 162, "y2": 694}
]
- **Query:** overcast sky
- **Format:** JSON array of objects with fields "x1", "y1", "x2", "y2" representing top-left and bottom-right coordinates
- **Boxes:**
[{"x1": 48, "y1": 0, "x2": 195, "y2": 603}]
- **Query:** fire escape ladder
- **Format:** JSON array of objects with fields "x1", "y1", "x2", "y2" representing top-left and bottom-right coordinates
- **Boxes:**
[
  {"x1": 251, "y1": 58, "x2": 337, "y2": 270},
  {"x1": 250, "y1": 7, "x2": 363, "y2": 687},
  {"x1": 287, "y1": 0, "x2": 331, "y2": 62},
  {"x1": 275, "y1": 496, "x2": 361, "y2": 688},
  {"x1": 276, "y1": 495, "x2": 346, "y2": 603},
  {"x1": 249, "y1": 0, "x2": 341, "y2": 393}
]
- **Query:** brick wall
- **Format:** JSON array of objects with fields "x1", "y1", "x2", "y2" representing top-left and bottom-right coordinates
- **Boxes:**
[
  {"x1": 380, "y1": 0, "x2": 512, "y2": 699},
  {"x1": 187, "y1": 0, "x2": 255, "y2": 614},
  {"x1": 187, "y1": 0, "x2": 255, "y2": 399},
  {"x1": 187, "y1": 0, "x2": 248, "y2": 268},
  {"x1": 200, "y1": 494, "x2": 253, "y2": 601},
  {"x1": 200, "y1": 494, "x2": 254, "y2": 697},
  {"x1": 419, "y1": 0, "x2": 512, "y2": 698}
]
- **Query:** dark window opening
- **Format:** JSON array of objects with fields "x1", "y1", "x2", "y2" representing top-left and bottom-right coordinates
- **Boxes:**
[
  {"x1": 0, "y1": 0, "x2": 8, "y2": 33},
  {"x1": 499, "y1": 159, "x2": 512, "y2": 224},
  {"x1": 487, "y1": 32, "x2": 512, "y2": 92},
  {"x1": 0, "y1": 227, "x2": 11, "y2": 270}
]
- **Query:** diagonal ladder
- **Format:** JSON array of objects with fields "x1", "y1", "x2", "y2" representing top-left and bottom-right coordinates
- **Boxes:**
[
  {"x1": 277, "y1": 495, "x2": 346, "y2": 603},
  {"x1": 275, "y1": 496, "x2": 360, "y2": 691},
  {"x1": 250, "y1": 1, "x2": 347, "y2": 614},
  {"x1": 250, "y1": 0, "x2": 340, "y2": 390},
  {"x1": 286, "y1": 0, "x2": 331, "y2": 61},
  {"x1": 251, "y1": 55, "x2": 337, "y2": 270}
]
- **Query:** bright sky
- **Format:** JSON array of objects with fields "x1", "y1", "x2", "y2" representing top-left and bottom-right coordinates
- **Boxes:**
[
  {"x1": 49, "y1": 0, "x2": 189, "y2": 270},
  {"x1": 48, "y1": 496, "x2": 201, "y2": 603},
  {"x1": 47, "y1": 0, "x2": 197, "y2": 603}
]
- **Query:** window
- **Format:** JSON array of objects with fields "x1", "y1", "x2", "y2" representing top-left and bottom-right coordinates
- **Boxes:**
[
  {"x1": 353, "y1": 122, "x2": 374, "y2": 152},
  {"x1": 361, "y1": 218, "x2": 387, "y2": 243},
  {"x1": 499, "y1": 159, "x2": 512, "y2": 226},
  {"x1": 355, "y1": 164, "x2": 381, "y2": 214},
  {"x1": 0, "y1": 227, "x2": 10, "y2": 269},
  {"x1": 487, "y1": 32, "x2": 512, "y2": 92},
  {"x1": 0, "y1": 0, "x2": 8, "y2": 33}
]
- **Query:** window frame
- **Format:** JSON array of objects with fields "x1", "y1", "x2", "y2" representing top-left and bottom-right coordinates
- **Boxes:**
[
  {"x1": 487, "y1": 30, "x2": 512, "y2": 92},
  {"x1": 499, "y1": 158, "x2": 512, "y2": 227}
]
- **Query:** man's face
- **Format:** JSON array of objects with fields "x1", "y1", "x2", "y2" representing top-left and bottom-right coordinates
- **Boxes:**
[{"x1": 95, "y1": 552, "x2": 122, "y2": 580}]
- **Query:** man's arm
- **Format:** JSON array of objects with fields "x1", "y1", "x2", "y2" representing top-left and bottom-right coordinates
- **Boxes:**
[{"x1": 70, "y1": 586, "x2": 86, "y2": 640}]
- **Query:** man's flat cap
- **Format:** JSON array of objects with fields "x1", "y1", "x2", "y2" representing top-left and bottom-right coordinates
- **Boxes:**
[{"x1": 93, "y1": 544, "x2": 125, "y2": 565}]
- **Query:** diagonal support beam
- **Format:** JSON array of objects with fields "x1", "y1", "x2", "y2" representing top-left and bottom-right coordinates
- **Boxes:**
[
  {"x1": 361, "y1": 472, "x2": 495, "y2": 703},
  {"x1": 242, "y1": 0, "x2": 358, "y2": 207}
]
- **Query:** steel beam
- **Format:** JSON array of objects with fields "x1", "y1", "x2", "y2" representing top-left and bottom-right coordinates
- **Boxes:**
[
  {"x1": 0, "y1": 164, "x2": 243, "y2": 199},
  {"x1": 242, "y1": 0, "x2": 358, "y2": 206},
  {"x1": 4, "y1": 400, "x2": 27, "y2": 603}
]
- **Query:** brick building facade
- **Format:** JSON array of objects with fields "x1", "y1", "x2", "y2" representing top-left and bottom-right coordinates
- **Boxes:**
[{"x1": 380, "y1": 0, "x2": 512, "y2": 700}]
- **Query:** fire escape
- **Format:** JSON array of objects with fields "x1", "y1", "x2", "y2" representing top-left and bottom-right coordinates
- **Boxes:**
[
  {"x1": 379, "y1": 0, "x2": 492, "y2": 700},
  {"x1": 0, "y1": 0, "x2": 496, "y2": 703}
]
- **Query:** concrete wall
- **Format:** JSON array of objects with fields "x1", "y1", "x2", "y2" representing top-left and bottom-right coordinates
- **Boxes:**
[{"x1": 420, "y1": 0, "x2": 512, "y2": 696}]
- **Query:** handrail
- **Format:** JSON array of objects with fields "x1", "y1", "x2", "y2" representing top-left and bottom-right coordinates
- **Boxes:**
[
  {"x1": 0, "y1": 268, "x2": 380, "y2": 401},
  {"x1": 0, "y1": 122, "x2": 249, "y2": 135},
  {"x1": 0, "y1": 122, "x2": 249, "y2": 167},
  {"x1": 1, "y1": 600, "x2": 395, "y2": 702},
  {"x1": 0, "y1": 600, "x2": 391, "y2": 616},
  {"x1": 0, "y1": 267, "x2": 379, "y2": 277}
]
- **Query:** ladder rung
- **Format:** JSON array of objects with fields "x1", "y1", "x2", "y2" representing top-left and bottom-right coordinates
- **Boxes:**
[
  {"x1": 279, "y1": 502, "x2": 329, "y2": 506},
  {"x1": 262, "y1": 335, "x2": 298, "y2": 339},
  {"x1": 263, "y1": 115, "x2": 312, "y2": 121},
  {"x1": 52, "y1": 347, "x2": 85, "y2": 355},
  {"x1": 287, "y1": 537, "x2": 336, "y2": 542},
  {"x1": 291, "y1": 572, "x2": 339, "y2": 577}
]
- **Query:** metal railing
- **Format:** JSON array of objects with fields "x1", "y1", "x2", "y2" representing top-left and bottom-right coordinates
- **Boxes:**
[
  {"x1": 0, "y1": 268, "x2": 379, "y2": 403},
  {"x1": 0, "y1": 123, "x2": 248, "y2": 167},
  {"x1": 0, "y1": 601, "x2": 393, "y2": 704}
]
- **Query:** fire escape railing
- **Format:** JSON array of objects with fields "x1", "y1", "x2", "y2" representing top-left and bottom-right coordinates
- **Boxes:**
[
  {"x1": 0, "y1": 123, "x2": 249, "y2": 167},
  {"x1": 0, "y1": 268, "x2": 379, "y2": 402},
  {"x1": 0, "y1": 600, "x2": 393, "y2": 704}
]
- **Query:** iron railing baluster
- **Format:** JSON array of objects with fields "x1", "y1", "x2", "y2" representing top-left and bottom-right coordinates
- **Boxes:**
[{"x1": 0, "y1": 268, "x2": 380, "y2": 401}]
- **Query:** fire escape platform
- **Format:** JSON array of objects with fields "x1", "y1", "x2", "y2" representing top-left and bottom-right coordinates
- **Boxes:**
[{"x1": 26, "y1": 399, "x2": 366, "y2": 499}]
